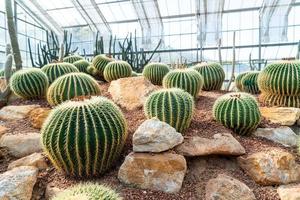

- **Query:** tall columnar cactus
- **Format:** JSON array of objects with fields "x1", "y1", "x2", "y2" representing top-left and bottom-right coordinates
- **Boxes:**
[
  {"x1": 92, "y1": 54, "x2": 113, "y2": 77},
  {"x1": 142, "y1": 62, "x2": 170, "y2": 85},
  {"x1": 10, "y1": 68, "x2": 49, "y2": 99},
  {"x1": 47, "y1": 72, "x2": 101, "y2": 106},
  {"x1": 52, "y1": 183, "x2": 122, "y2": 200},
  {"x1": 213, "y1": 92, "x2": 261, "y2": 135},
  {"x1": 73, "y1": 60, "x2": 90, "y2": 73},
  {"x1": 235, "y1": 72, "x2": 250, "y2": 91},
  {"x1": 241, "y1": 71, "x2": 260, "y2": 94},
  {"x1": 63, "y1": 55, "x2": 84, "y2": 64},
  {"x1": 103, "y1": 60, "x2": 132, "y2": 82},
  {"x1": 41, "y1": 62, "x2": 79, "y2": 83},
  {"x1": 144, "y1": 88, "x2": 194, "y2": 133},
  {"x1": 162, "y1": 68, "x2": 204, "y2": 97},
  {"x1": 41, "y1": 96, "x2": 127, "y2": 177},
  {"x1": 192, "y1": 62, "x2": 225, "y2": 91}
]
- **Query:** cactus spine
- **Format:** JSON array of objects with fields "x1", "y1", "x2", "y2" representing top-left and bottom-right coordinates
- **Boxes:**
[
  {"x1": 144, "y1": 88, "x2": 194, "y2": 133},
  {"x1": 92, "y1": 55, "x2": 113, "y2": 77},
  {"x1": 73, "y1": 60, "x2": 90, "y2": 73},
  {"x1": 47, "y1": 72, "x2": 101, "y2": 106},
  {"x1": 241, "y1": 71, "x2": 260, "y2": 94},
  {"x1": 235, "y1": 72, "x2": 250, "y2": 91},
  {"x1": 63, "y1": 55, "x2": 83, "y2": 64},
  {"x1": 103, "y1": 60, "x2": 132, "y2": 82},
  {"x1": 142, "y1": 62, "x2": 170, "y2": 85},
  {"x1": 41, "y1": 62, "x2": 79, "y2": 83},
  {"x1": 213, "y1": 92, "x2": 261, "y2": 135},
  {"x1": 192, "y1": 62, "x2": 225, "y2": 90},
  {"x1": 41, "y1": 96, "x2": 128, "y2": 177}
]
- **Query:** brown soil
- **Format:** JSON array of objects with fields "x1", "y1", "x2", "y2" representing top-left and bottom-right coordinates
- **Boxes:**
[{"x1": 0, "y1": 83, "x2": 299, "y2": 200}]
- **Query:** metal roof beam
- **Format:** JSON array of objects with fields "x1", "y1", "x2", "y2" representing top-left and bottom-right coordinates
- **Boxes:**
[{"x1": 90, "y1": 0, "x2": 112, "y2": 34}]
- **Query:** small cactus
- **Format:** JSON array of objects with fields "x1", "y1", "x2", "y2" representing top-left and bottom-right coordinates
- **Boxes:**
[
  {"x1": 63, "y1": 55, "x2": 84, "y2": 64},
  {"x1": 73, "y1": 60, "x2": 90, "y2": 73},
  {"x1": 241, "y1": 71, "x2": 260, "y2": 94},
  {"x1": 42, "y1": 62, "x2": 79, "y2": 83},
  {"x1": 92, "y1": 54, "x2": 113, "y2": 77},
  {"x1": 213, "y1": 92, "x2": 261, "y2": 135},
  {"x1": 103, "y1": 60, "x2": 132, "y2": 82},
  {"x1": 10, "y1": 68, "x2": 49, "y2": 99},
  {"x1": 144, "y1": 88, "x2": 194, "y2": 133},
  {"x1": 235, "y1": 72, "x2": 250, "y2": 91},
  {"x1": 142, "y1": 62, "x2": 170, "y2": 85}
]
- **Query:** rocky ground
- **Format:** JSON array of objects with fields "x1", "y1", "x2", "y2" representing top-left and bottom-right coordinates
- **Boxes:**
[{"x1": 0, "y1": 77, "x2": 299, "y2": 200}]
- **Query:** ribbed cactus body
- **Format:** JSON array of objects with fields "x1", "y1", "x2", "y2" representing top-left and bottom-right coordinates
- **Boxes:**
[
  {"x1": 241, "y1": 71, "x2": 260, "y2": 94},
  {"x1": 10, "y1": 68, "x2": 49, "y2": 99},
  {"x1": 144, "y1": 88, "x2": 194, "y2": 133},
  {"x1": 92, "y1": 55, "x2": 113, "y2": 77},
  {"x1": 41, "y1": 96, "x2": 127, "y2": 177},
  {"x1": 42, "y1": 62, "x2": 79, "y2": 83},
  {"x1": 235, "y1": 72, "x2": 250, "y2": 91},
  {"x1": 142, "y1": 62, "x2": 170, "y2": 85},
  {"x1": 213, "y1": 92, "x2": 261, "y2": 135},
  {"x1": 73, "y1": 60, "x2": 90, "y2": 73},
  {"x1": 103, "y1": 60, "x2": 132, "y2": 82},
  {"x1": 162, "y1": 68, "x2": 204, "y2": 97},
  {"x1": 52, "y1": 183, "x2": 122, "y2": 200},
  {"x1": 63, "y1": 55, "x2": 84, "y2": 64},
  {"x1": 192, "y1": 62, "x2": 225, "y2": 90},
  {"x1": 260, "y1": 93, "x2": 300, "y2": 108},
  {"x1": 47, "y1": 72, "x2": 101, "y2": 106}
]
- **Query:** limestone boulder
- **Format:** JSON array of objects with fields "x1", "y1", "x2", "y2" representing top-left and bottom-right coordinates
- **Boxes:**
[
  {"x1": 0, "y1": 105, "x2": 40, "y2": 121},
  {"x1": 8, "y1": 152, "x2": 48, "y2": 170},
  {"x1": 260, "y1": 107, "x2": 300, "y2": 126},
  {"x1": 277, "y1": 184, "x2": 300, "y2": 200}
]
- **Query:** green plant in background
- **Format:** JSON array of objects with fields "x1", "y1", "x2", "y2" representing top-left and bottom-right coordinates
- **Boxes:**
[
  {"x1": 92, "y1": 54, "x2": 114, "y2": 78},
  {"x1": 192, "y1": 62, "x2": 225, "y2": 91},
  {"x1": 213, "y1": 92, "x2": 261, "y2": 135},
  {"x1": 103, "y1": 60, "x2": 132, "y2": 82},
  {"x1": 10, "y1": 68, "x2": 49, "y2": 99},
  {"x1": 73, "y1": 60, "x2": 90, "y2": 73},
  {"x1": 162, "y1": 68, "x2": 204, "y2": 97},
  {"x1": 144, "y1": 88, "x2": 194, "y2": 133},
  {"x1": 63, "y1": 55, "x2": 84, "y2": 64},
  {"x1": 235, "y1": 72, "x2": 250, "y2": 91},
  {"x1": 47, "y1": 72, "x2": 101, "y2": 106},
  {"x1": 52, "y1": 183, "x2": 122, "y2": 200},
  {"x1": 258, "y1": 60, "x2": 300, "y2": 107},
  {"x1": 142, "y1": 62, "x2": 170, "y2": 85},
  {"x1": 41, "y1": 96, "x2": 127, "y2": 177},
  {"x1": 241, "y1": 71, "x2": 260, "y2": 94},
  {"x1": 0, "y1": 68, "x2": 16, "y2": 77},
  {"x1": 41, "y1": 62, "x2": 79, "y2": 83}
]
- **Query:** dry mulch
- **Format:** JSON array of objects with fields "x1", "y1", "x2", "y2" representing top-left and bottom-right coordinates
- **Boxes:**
[{"x1": 0, "y1": 82, "x2": 299, "y2": 200}]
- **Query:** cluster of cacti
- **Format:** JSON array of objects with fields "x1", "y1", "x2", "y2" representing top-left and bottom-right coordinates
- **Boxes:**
[
  {"x1": 41, "y1": 62, "x2": 79, "y2": 83},
  {"x1": 10, "y1": 68, "x2": 49, "y2": 99},
  {"x1": 0, "y1": 68, "x2": 16, "y2": 77},
  {"x1": 192, "y1": 62, "x2": 225, "y2": 90},
  {"x1": 241, "y1": 71, "x2": 260, "y2": 94},
  {"x1": 73, "y1": 60, "x2": 90, "y2": 73},
  {"x1": 162, "y1": 68, "x2": 204, "y2": 97},
  {"x1": 103, "y1": 60, "x2": 132, "y2": 82},
  {"x1": 213, "y1": 92, "x2": 261, "y2": 135},
  {"x1": 144, "y1": 88, "x2": 194, "y2": 133},
  {"x1": 235, "y1": 72, "x2": 249, "y2": 91},
  {"x1": 63, "y1": 55, "x2": 84, "y2": 64},
  {"x1": 52, "y1": 183, "x2": 122, "y2": 200},
  {"x1": 258, "y1": 60, "x2": 300, "y2": 107},
  {"x1": 92, "y1": 55, "x2": 113, "y2": 77},
  {"x1": 142, "y1": 62, "x2": 170, "y2": 85},
  {"x1": 47, "y1": 73, "x2": 101, "y2": 106},
  {"x1": 41, "y1": 96, "x2": 128, "y2": 177}
]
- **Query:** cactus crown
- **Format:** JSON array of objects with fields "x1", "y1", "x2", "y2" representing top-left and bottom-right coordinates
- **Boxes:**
[
  {"x1": 103, "y1": 60, "x2": 132, "y2": 82},
  {"x1": 63, "y1": 55, "x2": 84, "y2": 64},
  {"x1": 92, "y1": 54, "x2": 113, "y2": 77},
  {"x1": 142, "y1": 62, "x2": 170, "y2": 85},
  {"x1": 241, "y1": 71, "x2": 260, "y2": 94},
  {"x1": 42, "y1": 62, "x2": 79, "y2": 83},
  {"x1": 73, "y1": 60, "x2": 90, "y2": 73}
]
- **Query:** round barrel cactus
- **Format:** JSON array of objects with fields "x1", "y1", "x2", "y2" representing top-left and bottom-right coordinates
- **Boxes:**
[
  {"x1": 42, "y1": 62, "x2": 79, "y2": 83},
  {"x1": 241, "y1": 71, "x2": 260, "y2": 94},
  {"x1": 92, "y1": 54, "x2": 113, "y2": 77},
  {"x1": 192, "y1": 62, "x2": 225, "y2": 91},
  {"x1": 73, "y1": 60, "x2": 90, "y2": 73},
  {"x1": 213, "y1": 92, "x2": 261, "y2": 135},
  {"x1": 162, "y1": 68, "x2": 204, "y2": 97},
  {"x1": 10, "y1": 68, "x2": 49, "y2": 99},
  {"x1": 52, "y1": 183, "x2": 122, "y2": 200},
  {"x1": 103, "y1": 60, "x2": 132, "y2": 82},
  {"x1": 41, "y1": 96, "x2": 128, "y2": 177},
  {"x1": 63, "y1": 55, "x2": 84, "y2": 64},
  {"x1": 235, "y1": 72, "x2": 250, "y2": 91},
  {"x1": 259, "y1": 92, "x2": 300, "y2": 108},
  {"x1": 144, "y1": 88, "x2": 194, "y2": 133},
  {"x1": 47, "y1": 72, "x2": 101, "y2": 106},
  {"x1": 142, "y1": 62, "x2": 170, "y2": 85}
]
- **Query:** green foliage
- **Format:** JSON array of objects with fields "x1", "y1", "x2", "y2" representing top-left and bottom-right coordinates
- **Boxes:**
[
  {"x1": 52, "y1": 183, "x2": 122, "y2": 200},
  {"x1": 73, "y1": 60, "x2": 90, "y2": 73},
  {"x1": 144, "y1": 88, "x2": 194, "y2": 133},
  {"x1": 192, "y1": 62, "x2": 225, "y2": 91},
  {"x1": 103, "y1": 60, "x2": 132, "y2": 82},
  {"x1": 47, "y1": 72, "x2": 101, "y2": 106},
  {"x1": 0, "y1": 68, "x2": 16, "y2": 77},
  {"x1": 241, "y1": 71, "x2": 260, "y2": 94},
  {"x1": 41, "y1": 62, "x2": 79, "y2": 83},
  {"x1": 41, "y1": 96, "x2": 127, "y2": 177},
  {"x1": 142, "y1": 62, "x2": 170, "y2": 85},
  {"x1": 92, "y1": 55, "x2": 113, "y2": 77},
  {"x1": 10, "y1": 68, "x2": 49, "y2": 99},
  {"x1": 63, "y1": 55, "x2": 84, "y2": 64},
  {"x1": 213, "y1": 92, "x2": 261, "y2": 135},
  {"x1": 235, "y1": 72, "x2": 249, "y2": 91},
  {"x1": 162, "y1": 68, "x2": 204, "y2": 97}
]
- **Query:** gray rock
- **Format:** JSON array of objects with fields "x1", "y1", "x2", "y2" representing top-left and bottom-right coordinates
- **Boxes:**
[
  {"x1": 8, "y1": 153, "x2": 48, "y2": 170},
  {"x1": 0, "y1": 105, "x2": 40, "y2": 121}
]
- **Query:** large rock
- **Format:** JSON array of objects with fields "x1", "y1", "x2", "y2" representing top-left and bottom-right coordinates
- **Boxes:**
[
  {"x1": 133, "y1": 118, "x2": 183, "y2": 152},
  {"x1": 0, "y1": 125, "x2": 8, "y2": 139},
  {"x1": 260, "y1": 107, "x2": 300, "y2": 126},
  {"x1": 205, "y1": 174, "x2": 256, "y2": 200},
  {"x1": 108, "y1": 77, "x2": 157, "y2": 110},
  {"x1": 0, "y1": 166, "x2": 38, "y2": 200},
  {"x1": 28, "y1": 107, "x2": 51, "y2": 129},
  {"x1": 0, "y1": 105, "x2": 40, "y2": 121},
  {"x1": 8, "y1": 152, "x2": 48, "y2": 170},
  {"x1": 254, "y1": 127, "x2": 298, "y2": 147},
  {"x1": 118, "y1": 152, "x2": 187, "y2": 193},
  {"x1": 175, "y1": 133, "x2": 245, "y2": 156},
  {"x1": 238, "y1": 149, "x2": 300, "y2": 186},
  {"x1": 0, "y1": 132, "x2": 42, "y2": 158},
  {"x1": 277, "y1": 184, "x2": 300, "y2": 200}
]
